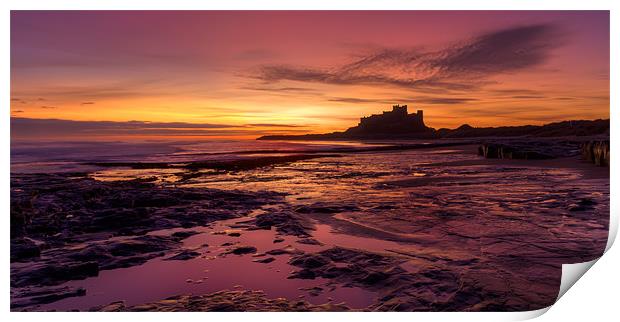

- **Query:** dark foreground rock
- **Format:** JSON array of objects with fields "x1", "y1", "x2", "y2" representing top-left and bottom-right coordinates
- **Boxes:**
[
  {"x1": 92, "y1": 290, "x2": 350, "y2": 312},
  {"x1": 11, "y1": 286, "x2": 87, "y2": 310},
  {"x1": 228, "y1": 246, "x2": 258, "y2": 255},
  {"x1": 165, "y1": 249, "x2": 202, "y2": 261},
  {"x1": 11, "y1": 173, "x2": 281, "y2": 242},
  {"x1": 478, "y1": 138, "x2": 610, "y2": 165},
  {"x1": 287, "y1": 247, "x2": 560, "y2": 311},
  {"x1": 11, "y1": 238, "x2": 41, "y2": 262},
  {"x1": 247, "y1": 211, "x2": 315, "y2": 237},
  {"x1": 478, "y1": 143, "x2": 555, "y2": 160},
  {"x1": 10, "y1": 173, "x2": 283, "y2": 309}
]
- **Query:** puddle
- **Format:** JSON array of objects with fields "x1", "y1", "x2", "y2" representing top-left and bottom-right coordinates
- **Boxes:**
[{"x1": 37, "y1": 216, "x2": 396, "y2": 311}]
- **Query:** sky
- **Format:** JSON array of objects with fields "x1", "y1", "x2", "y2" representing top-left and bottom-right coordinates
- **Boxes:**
[{"x1": 10, "y1": 11, "x2": 610, "y2": 139}]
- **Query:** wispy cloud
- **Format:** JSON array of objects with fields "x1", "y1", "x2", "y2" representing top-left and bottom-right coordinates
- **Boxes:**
[
  {"x1": 240, "y1": 86, "x2": 319, "y2": 95},
  {"x1": 326, "y1": 97, "x2": 388, "y2": 104},
  {"x1": 245, "y1": 123, "x2": 309, "y2": 128},
  {"x1": 251, "y1": 24, "x2": 562, "y2": 93},
  {"x1": 10, "y1": 118, "x2": 311, "y2": 139},
  {"x1": 327, "y1": 96, "x2": 477, "y2": 105}
]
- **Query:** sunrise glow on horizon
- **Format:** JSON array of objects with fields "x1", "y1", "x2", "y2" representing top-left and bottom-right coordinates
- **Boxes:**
[{"x1": 10, "y1": 11, "x2": 610, "y2": 139}]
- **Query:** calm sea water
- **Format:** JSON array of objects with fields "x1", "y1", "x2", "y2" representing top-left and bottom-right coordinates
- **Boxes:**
[{"x1": 10, "y1": 139, "x2": 391, "y2": 173}]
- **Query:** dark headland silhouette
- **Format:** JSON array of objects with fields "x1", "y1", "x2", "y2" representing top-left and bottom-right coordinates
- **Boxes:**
[{"x1": 258, "y1": 104, "x2": 609, "y2": 140}]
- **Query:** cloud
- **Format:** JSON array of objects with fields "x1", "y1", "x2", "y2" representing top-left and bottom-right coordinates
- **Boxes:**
[
  {"x1": 489, "y1": 88, "x2": 542, "y2": 96},
  {"x1": 246, "y1": 123, "x2": 309, "y2": 128},
  {"x1": 327, "y1": 96, "x2": 477, "y2": 105},
  {"x1": 412, "y1": 97, "x2": 478, "y2": 105},
  {"x1": 254, "y1": 65, "x2": 474, "y2": 91},
  {"x1": 16, "y1": 86, "x2": 153, "y2": 101},
  {"x1": 81, "y1": 102, "x2": 95, "y2": 105},
  {"x1": 251, "y1": 24, "x2": 562, "y2": 93},
  {"x1": 12, "y1": 78, "x2": 178, "y2": 102},
  {"x1": 40, "y1": 105, "x2": 58, "y2": 109},
  {"x1": 327, "y1": 97, "x2": 392, "y2": 104},
  {"x1": 10, "y1": 118, "x2": 310, "y2": 139},
  {"x1": 510, "y1": 95, "x2": 547, "y2": 99},
  {"x1": 425, "y1": 24, "x2": 560, "y2": 78},
  {"x1": 241, "y1": 86, "x2": 318, "y2": 94}
]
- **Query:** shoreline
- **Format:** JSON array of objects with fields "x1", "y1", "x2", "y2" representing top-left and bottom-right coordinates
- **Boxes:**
[{"x1": 10, "y1": 141, "x2": 610, "y2": 312}]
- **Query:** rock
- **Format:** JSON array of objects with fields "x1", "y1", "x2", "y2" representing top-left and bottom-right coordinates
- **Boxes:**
[
  {"x1": 357, "y1": 271, "x2": 388, "y2": 285},
  {"x1": 165, "y1": 250, "x2": 201, "y2": 261},
  {"x1": 296, "y1": 238, "x2": 323, "y2": 246},
  {"x1": 299, "y1": 286, "x2": 324, "y2": 296},
  {"x1": 11, "y1": 238, "x2": 41, "y2": 262},
  {"x1": 273, "y1": 237, "x2": 285, "y2": 243},
  {"x1": 227, "y1": 232, "x2": 241, "y2": 237},
  {"x1": 569, "y1": 198, "x2": 598, "y2": 212},
  {"x1": 253, "y1": 257, "x2": 276, "y2": 264},
  {"x1": 93, "y1": 301, "x2": 126, "y2": 312},
  {"x1": 478, "y1": 143, "x2": 554, "y2": 160},
  {"x1": 289, "y1": 253, "x2": 330, "y2": 268},
  {"x1": 94, "y1": 290, "x2": 350, "y2": 312},
  {"x1": 581, "y1": 140, "x2": 610, "y2": 166},
  {"x1": 229, "y1": 246, "x2": 257, "y2": 255},
  {"x1": 10, "y1": 173, "x2": 284, "y2": 309},
  {"x1": 287, "y1": 247, "x2": 404, "y2": 290},
  {"x1": 70, "y1": 235, "x2": 180, "y2": 270},
  {"x1": 250, "y1": 212, "x2": 314, "y2": 237},
  {"x1": 10, "y1": 173, "x2": 281, "y2": 243},
  {"x1": 266, "y1": 246, "x2": 303, "y2": 256},
  {"x1": 288, "y1": 269, "x2": 316, "y2": 279},
  {"x1": 13, "y1": 261, "x2": 99, "y2": 287},
  {"x1": 11, "y1": 286, "x2": 87, "y2": 310},
  {"x1": 294, "y1": 203, "x2": 359, "y2": 214},
  {"x1": 171, "y1": 231, "x2": 200, "y2": 240},
  {"x1": 107, "y1": 235, "x2": 172, "y2": 257}
]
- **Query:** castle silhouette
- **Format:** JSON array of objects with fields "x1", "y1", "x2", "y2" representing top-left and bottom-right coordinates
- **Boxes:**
[
  {"x1": 258, "y1": 103, "x2": 609, "y2": 141},
  {"x1": 258, "y1": 104, "x2": 435, "y2": 140},
  {"x1": 345, "y1": 104, "x2": 428, "y2": 135}
]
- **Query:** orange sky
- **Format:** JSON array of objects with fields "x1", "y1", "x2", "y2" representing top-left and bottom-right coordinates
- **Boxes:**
[{"x1": 10, "y1": 11, "x2": 609, "y2": 139}]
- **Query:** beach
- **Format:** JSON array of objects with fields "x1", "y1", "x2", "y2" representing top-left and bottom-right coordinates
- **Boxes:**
[{"x1": 10, "y1": 139, "x2": 609, "y2": 311}]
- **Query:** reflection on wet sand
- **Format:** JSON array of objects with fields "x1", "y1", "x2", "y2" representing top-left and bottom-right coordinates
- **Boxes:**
[{"x1": 10, "y1": 142, "x2": 609, "y2": 311}]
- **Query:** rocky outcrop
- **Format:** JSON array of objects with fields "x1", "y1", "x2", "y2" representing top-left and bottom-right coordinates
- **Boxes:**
[
  {"x1": 476, "y1": 139, "x2": 596, "y2": 161},
  {"x1": 10, "y1": 173, "x2": 283, "y2": 309},
  {"x1": 11, "y1": 286, "x2": 87, "y2": 309},
  {"x1": 227, "y1": 246, "x2": 258, "y2": 255},
  {"x1": 478, "y1": 143, "x2": 554, "y2": 160},
  {"x1": 248, "y1": 211, "x2": 315, "y2": 237},
  {"x1": 92, "y1": 290, "x2": 350, "y2": 312},
  {"x1": 580, "y1": 140, "x2": 610, "y2": 166},
  {"x1": 11, "y1": 238, "x2": 41, "y2": 262}
]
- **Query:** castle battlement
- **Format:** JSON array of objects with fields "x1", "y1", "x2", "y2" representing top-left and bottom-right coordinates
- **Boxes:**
[{"x1": 357, "y1": 105, "x2": 425, "y2": 133}]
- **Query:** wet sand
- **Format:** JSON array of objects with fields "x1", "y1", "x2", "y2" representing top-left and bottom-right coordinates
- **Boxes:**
[{"x1": 11, "y1": 142, "x2": 609, "y2": 311}]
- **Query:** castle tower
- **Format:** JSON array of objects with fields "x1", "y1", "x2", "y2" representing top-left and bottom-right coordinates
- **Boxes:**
[
  {"x1": 392, "y1": 104, "x2": 408, "y2": 115},
  {"x1": 417, "y1": 110, "x2": 424, "y2": 124}
]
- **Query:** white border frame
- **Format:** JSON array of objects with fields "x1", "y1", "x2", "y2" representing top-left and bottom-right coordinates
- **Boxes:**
[{"x1": 2, "y1": 1, "x2": 617, "y2": 321}]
